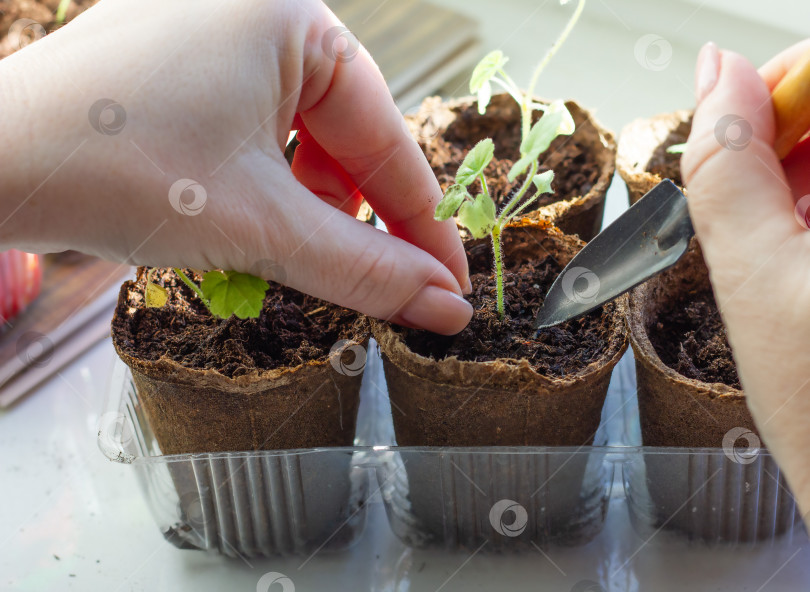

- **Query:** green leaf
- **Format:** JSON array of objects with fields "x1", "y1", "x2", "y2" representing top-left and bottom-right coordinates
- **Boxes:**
[
  {"x1": 509, "y1": 101, "x2": 575, "y2": 182},
  {"x1": 507, "y1": 153, "x2": 536, "y2": 183},
  {"x1": 456, "y1": 139, "x2": 494, "y2": 187},
  {"x1": 532, "y1": 170, "x2": 555, "y2": 194},
  {"x1": 469, "y1": 50, "x2": 508, "y2": 93},
  {"x1": 666, "y1": 142, "x2": 687, "y2": 154},
  {"x1": 434, "y1": 184, "x2": 469, "y2": 220},
  {"x1": 458, "y1": 194, "x2": 496, "y2": 239},
  {"x1": 145, "y1": 282, "x2": 168, "y2": 308},
  {"x1": 200, "y1": 270, "x2": 269, "y2": 319}
]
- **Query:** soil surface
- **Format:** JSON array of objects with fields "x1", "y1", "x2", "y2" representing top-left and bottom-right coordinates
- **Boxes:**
[
  {"x1": 648, "y1": 289, "x2": 740, "y2": 388},
  {"x1": 402, "y1": 245, "x2": 614, "y2": 377},
  {"x1": 113, "y1": 268, "x2": 364, "y2": 378},
  {"x1": 421, "y1": 100, "x2": 600, "y2": 211},
  {"x1": 0, "y1": 0, "x2": 99, "y2": 58},
  {"x1": 643, "y1": 116, "x2": 692, "y2": 187}
]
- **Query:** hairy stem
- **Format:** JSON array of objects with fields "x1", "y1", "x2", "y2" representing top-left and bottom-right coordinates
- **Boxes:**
[
  {"x1": 499, "y1": 161, "x2": 538, "y2": 223},
  {"x1": 479, "y1": 172, "x2": 489, "y2": 198},
  {"x1": 172, "y1": 267, "x2": 211, "y2": 312},
  {"x1": 492, "y1": 225, "x2": 505, "y2": 320}
]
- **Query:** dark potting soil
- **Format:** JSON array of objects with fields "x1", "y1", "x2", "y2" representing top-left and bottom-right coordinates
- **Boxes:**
[
  {"x1": 0, "y1": 0, "x2": 99, "y2": 58},
  {"x1": 113, "y1": 268, "x2": 364, "y2": 378},
  {"x1": 403, "y1": 252, "x2": 613, "y2": 377},
  {"x1": 420, "y1": 101, "x2": 600, "y2": 210},
  {"x1": 648, "y1": 289, "x2": 741, "y2": 389},
  {"x1": 643, "y1": 116, "x2": 692, "y2": 187}
]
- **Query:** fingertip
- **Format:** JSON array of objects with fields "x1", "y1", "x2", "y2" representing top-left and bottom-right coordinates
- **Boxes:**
[{"x1": 397, "y1": 285, "x2": 473, "y2": 335}]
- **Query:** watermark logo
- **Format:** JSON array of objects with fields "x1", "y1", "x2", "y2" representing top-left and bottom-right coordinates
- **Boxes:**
[
  {"x1": 634, "y1": 34, "x2": 673, "y2": 71},
  {"x1": 257, "y1": 572, "x2": 295, "y2": 592},
  {"x1": 722, "y1": 426, "x2": 761, "y2": 465},
  {"x1": 97, "y1": 412, "x2": 135, "y2": 447},
  {"x1": 8, "y1": 19, "x2": 46, "y2": 50},
  {"x1": 88, "y1": 99, "x2": 127, "y2": 136},
  {"x1": 16, "y1": 331, "x2": 54, "y2": 368},
  {"x1": 714, "y1": 114, "x2": 753, "y2": 151},
  {"x1": 329, "y1": 339, "x2": 367, "y2": 376},
  {"x1": 489, "y1": 499, "x2": 528, "y2": 537},
  {"x1": 560, "y1": 267, "x2": 600, "y2": 305},
  {"x1": 321, "y1": 26, "x2": 360, "y2": 63},
  {"x1": 794, "y1": 194, "x2": 810, "y2": 230},
  {"x1": 249, "y1": 258, "x2": 288, "y2": 284},
  {"x1": 169, "y1": 179, "x2": 207, "y2": 216}
]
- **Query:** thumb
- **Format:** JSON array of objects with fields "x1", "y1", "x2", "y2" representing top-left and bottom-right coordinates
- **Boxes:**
[
  {"x1": 247, "y1": 160, "x2": 473, "y2": 335},
  {"x1": 682, "y1": 45, "x2": 800, "y2": 270}
]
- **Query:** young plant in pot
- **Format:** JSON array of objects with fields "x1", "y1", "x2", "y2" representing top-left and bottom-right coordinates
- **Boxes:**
[
  {"x1": 111, "y1": 266, "x2": 369, "y2": 556},
  {"x1": 404, "y1": 0, "x2": 616, "y2": 241},
  {"x1": 373, "y1": 52, "x2": 628, "y2": 548}
]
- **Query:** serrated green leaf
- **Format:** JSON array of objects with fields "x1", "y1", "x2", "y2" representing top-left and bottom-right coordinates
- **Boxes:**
[
  {"x1": 666, "y1": 142, "x2": 686, "y2": 154},
  {"x1": 434, "y1": 184, "x2": 469, "y2": 220},
  {"x1": 200, "y1": 270, "x2": 269, "y2": 319},
  {"x1": 469, "y1": 50, "x2": 508, "y2": 93},
  {"x1": 532, "y1": 170, "x2": 555, "y2": 194},
  {"x1": 477, "y1": 80, "x2": 492, "y2": 115},
  {"x1": 456, "y1": 139, "x2": 494, "y2": 187},
  {"x1": 509, "y1": 101, "x2": 575, "y2": 183},
  {"x1": 145, "y1": 282, "x2": 168, "y2": 308},
  {"x1": 458, "y1": 194, "x2": 496, "y2": 239}
]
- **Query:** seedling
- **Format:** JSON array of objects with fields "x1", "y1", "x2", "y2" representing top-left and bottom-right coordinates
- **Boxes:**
[
  {"x1": 666, "y1": 143, "x2": 686, "y2": 154},
  {"x1": 145, "y1": 268, "x2": 270, "y2": 320},
  {"x1": 55, "y1": 0, "x2": 71, "y2": 25},
  {"x1": 434, "y1": 0, "x2": 584, "y2": 320}
]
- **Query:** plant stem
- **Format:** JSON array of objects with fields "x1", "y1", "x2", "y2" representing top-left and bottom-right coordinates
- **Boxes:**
[
  {"x1": 498, "y1": 161, "x2": 538, "y2": 223},
  {"x1": 491, "y1": 225, "x2": 505, "y2": 320},
  {"x1": 525, "y1": 0, "x2": 586, "y2": 101},
  {"x1": 55, "y1": 0, "x2": 71, "y2": 25},
  {"x1": 172, "y1": 267, "x2": 211, "y2": 312},
  {"x1": 479, "y1": 172, "x2": 489, "y2": 198}
]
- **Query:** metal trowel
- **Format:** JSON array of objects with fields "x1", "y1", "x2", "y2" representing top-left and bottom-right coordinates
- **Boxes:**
[
  {"x1": 535, "y1": 179, "x2": 691, "y2": 329},
  {"x1": 536, "y1": 46, "x2": 810, "y2": 330}
]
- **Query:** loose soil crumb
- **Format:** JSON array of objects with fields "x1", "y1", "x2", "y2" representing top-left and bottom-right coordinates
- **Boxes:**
[
  {"x1": 420, "y1": 100, "x2": 600, "y2": 210},
  {"x1": 402, "y1": 247, "x2": 614, "y2": 377},
  {"x1": 113, "y1": 268, "x2": 363, "y2": 378},
  {"x1": 648, "y1": 289, "x2": 740, "y2": 388}
]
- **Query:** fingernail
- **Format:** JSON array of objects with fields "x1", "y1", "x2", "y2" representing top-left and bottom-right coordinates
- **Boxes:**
[
  {"x1": 463, "y1": 276, "x2": 473, "y2": 295},
  {"x1": 696, "y1": 42, "x2": 720, "y2": 104},
  {"x1": 399, "y1": 285, "x2": 473, "y2": 335}
]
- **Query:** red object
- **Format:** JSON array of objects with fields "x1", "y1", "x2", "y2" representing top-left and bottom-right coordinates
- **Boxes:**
[{"x1": 0, "y1": 250, "x2": 42, "y2": 327}]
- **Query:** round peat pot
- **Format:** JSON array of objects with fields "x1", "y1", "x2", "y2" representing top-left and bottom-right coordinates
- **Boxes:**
[
  {"x1": 111, "y1": 268, "x2": 368, "y2": 556},
  {"x1": 626, "y1": 239, "x2": 800, "y2": 543},
  {"x1": 405, "y1": 93, "x2": 616, "y2": 240},
  {"x1": 373, "y1": 219, "x2": 628, "y2": 549},
  {"x1": 616, "y1": 109, "x2": 691, "y2": 204}
]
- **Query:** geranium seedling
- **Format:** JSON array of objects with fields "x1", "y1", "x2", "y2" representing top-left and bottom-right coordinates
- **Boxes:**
[
  {"x1": 434, "y1": 0, "x2": 584, "y2": 320},
  {"x1": 146, "y1": 268, "x2": 270, "y2": 320}
]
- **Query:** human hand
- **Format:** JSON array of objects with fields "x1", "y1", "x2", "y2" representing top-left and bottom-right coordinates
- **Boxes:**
[
  {"x1": 0, "y1": 0, "x2": 473, "y2": 335},
  {"x1": 682, "y1": 40, "x2": 810, "y2": 521}
]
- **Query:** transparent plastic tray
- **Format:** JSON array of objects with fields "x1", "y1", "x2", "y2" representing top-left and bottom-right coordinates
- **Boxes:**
[{"x1": 98, "y1": 339, "x2": 808, "y2": 565}]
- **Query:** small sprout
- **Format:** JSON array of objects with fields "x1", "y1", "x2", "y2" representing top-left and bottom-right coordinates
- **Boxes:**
[
  {"x1": 667, "y1": 142, "x2": 687, "y2": 154},
  {"x1": 434, "y1": 0, "x2": 584, "y2": 320},
  {"x1": 55, "y1": 0, "x2": 71, "y2": 25},
  {"x1": 145, "y1": 281, "x2": 168, "y2": 308}
]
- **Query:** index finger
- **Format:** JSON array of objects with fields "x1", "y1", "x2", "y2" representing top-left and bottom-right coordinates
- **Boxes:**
[{"x1": 294, "y1": 5, "x2": 470, "y2": 293}]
